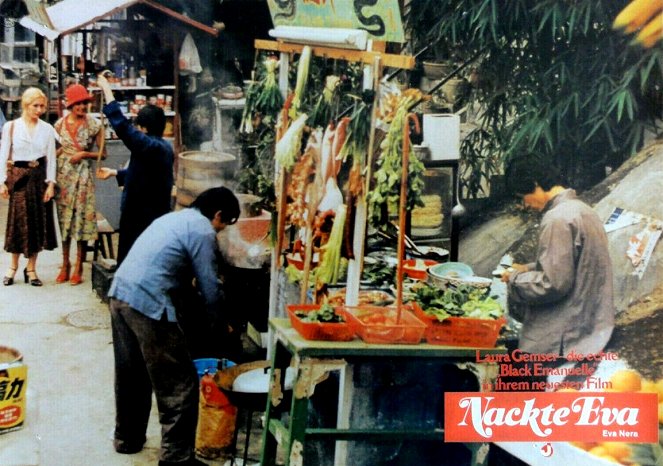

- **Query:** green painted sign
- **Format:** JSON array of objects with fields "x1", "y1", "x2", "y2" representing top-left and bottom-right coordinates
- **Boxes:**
[{"x1": 267, "y1": 0, "x2": 405, "y2": 43}]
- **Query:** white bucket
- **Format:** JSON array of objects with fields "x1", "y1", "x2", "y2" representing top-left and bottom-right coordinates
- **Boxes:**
[{"x1": 423, "y1": 114, "x2": 461, "y2": 160}]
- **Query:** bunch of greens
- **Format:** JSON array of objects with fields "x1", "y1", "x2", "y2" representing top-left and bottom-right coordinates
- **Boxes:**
[
  {"x1": 255, "y1": 58, "x2": 283, "y2": 121},
  {"x1": 239, "y1": 82, "x2": 260, "y2": 135},
  {"x1": 240, "y1": 57, "x2": 283, "y2": 135},
  {"x1": 412, "y1": 283, "x2": 503, "y2": 321},
  {"x1": 295, "y1": 304, "x2": 345, "y2": 323},
  {"x1": 309, "y1": 75, "x2": 341, "y2": 129},
  {"x1": 316, "y1": 205, "x2": 347, "y2": 285},
  {"x1": 368, "y1": 90, "x2": 426, "y2": 227},
  {"x1": 338, "y1": 95, "x2": 372, "y2": 166},
  {"x1": 361, "y1": 260, "x2": 397, "y2": 288}
]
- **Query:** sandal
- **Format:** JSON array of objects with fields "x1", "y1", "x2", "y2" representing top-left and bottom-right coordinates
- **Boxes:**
[
  {"x1": 24, "y1": 268, "x2": 43, "y2": 287},
  {"x1": 3, "y1": 267, "x2": 17, "y2": 286}
]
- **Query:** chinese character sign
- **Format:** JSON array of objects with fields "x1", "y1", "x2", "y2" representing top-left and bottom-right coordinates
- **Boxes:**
[
  {"x1": 267, "y1": 0, "x2": 405, "y2": 43},
  {"x1": 0, "y1": 365, "x2": 27, "y2": 433}
]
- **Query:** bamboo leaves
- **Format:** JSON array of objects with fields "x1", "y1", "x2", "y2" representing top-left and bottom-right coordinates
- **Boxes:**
[{"x1": 410, "y1": 0, "x2": 662, "y2": 189}]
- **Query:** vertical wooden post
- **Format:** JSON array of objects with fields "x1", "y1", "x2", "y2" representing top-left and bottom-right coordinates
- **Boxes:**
[
  {"x1": 345, "y1": 55, "x2": 382, "y2": 307},
  {"x1": 267, "y1": 51, "x2": 292, "y2": 358}
]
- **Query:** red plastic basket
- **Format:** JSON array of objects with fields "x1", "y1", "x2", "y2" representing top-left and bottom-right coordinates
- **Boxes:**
[
  {"x1": 344, "y1": 305, "x2": 426, "y2": 344},
  {"x1": 402, "y1": 259, "x2": 438, "y2": 280},
  {"x1": 287, "y1": 305, "x2": 355, "y2": 341},
  {"x1": 412, "y1": 302, "x2": 506, "y2": 347}
]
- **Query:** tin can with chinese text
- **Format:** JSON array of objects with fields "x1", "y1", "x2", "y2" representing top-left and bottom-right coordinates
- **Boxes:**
[{"x1": 0, "y1": 346, "x2": 27, "y2": 434}]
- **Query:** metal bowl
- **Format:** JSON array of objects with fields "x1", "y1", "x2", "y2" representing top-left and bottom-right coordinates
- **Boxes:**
[
  {"x1": 427, "y1": 262, "x2": 474, "y2": 288},
  {"x1": 446, "y1": 275, "x2": 493, "y2": 289}
]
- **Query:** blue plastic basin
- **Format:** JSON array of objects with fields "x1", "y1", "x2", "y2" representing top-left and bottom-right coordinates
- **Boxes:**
[{"x1": 193, "y1": 358, "x2": 236, "y2": 380}]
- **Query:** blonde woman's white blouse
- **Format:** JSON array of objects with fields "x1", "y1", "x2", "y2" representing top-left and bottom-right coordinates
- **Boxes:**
[{"x1": 0, "y1": 118, "x2": 57, "y2": 185}]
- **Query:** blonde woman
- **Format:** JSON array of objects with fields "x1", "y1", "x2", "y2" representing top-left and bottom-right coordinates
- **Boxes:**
[
  {"x1": 54, "y1": 84, "x2": 104, "y2": 285},
  {"x1": 0, "y1": 87, "x2": 58, "y2": 286}
]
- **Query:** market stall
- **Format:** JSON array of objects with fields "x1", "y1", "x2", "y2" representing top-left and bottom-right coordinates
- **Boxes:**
[
  {"x1": 262, "y1": 319, "x2": 502, "y2": 466},
  {"x1": 19, "y1": 0, "x2": 219, "y2": 154},
  {"x1": 227, "y1": 1, "x2": 510, "y2": 464}
]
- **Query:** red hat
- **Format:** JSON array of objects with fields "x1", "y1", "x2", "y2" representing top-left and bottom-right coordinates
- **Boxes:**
[{"x1": 65, "y1": 84, "x2": 93, "y2": 108}]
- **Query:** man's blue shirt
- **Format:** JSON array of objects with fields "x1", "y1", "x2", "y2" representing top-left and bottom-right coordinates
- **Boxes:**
[{"x1": 109, "y1": 208, "x2": 222, "y2": 322}]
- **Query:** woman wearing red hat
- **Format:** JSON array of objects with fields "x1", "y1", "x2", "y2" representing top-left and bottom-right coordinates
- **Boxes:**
[{"x1": 53, "y1": 83, "x2": 105, "y2": 285}]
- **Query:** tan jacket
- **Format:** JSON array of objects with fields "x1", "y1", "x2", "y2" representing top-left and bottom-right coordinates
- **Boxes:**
[{"x1": 508, "y1": 189, "x2": 614, "y2": 356}]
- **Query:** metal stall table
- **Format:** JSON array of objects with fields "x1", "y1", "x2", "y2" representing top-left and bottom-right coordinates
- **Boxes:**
[{"x1": 261, "y1": 318, "x2": 505, "y2": 466}]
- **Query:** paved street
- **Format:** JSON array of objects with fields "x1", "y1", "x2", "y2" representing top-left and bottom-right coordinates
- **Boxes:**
[{"x1": 0, "y1": 198, "x2": 248, "y2": 466}]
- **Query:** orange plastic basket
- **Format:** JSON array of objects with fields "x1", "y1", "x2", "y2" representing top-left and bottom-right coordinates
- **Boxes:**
[
  {"x1": 287, "y1": 305, "x2": 355, "y2": 341},
  {"x1": 412, "y1": 302, "x2": 506, "y2": 348},
  {"x1": 344, "y1": 305, "x2": 426, "y2": 344},
  {"x1": 402, "y1": 259, "x2": 438, "y2": 280}
]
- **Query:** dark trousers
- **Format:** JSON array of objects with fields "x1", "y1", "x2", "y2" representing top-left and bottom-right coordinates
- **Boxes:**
[{"x1": 110, "y1": 298, "x2": 199, "y2": 462}]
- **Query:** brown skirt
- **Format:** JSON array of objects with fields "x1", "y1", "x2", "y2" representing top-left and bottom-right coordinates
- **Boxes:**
[{"x1": 4, "y1": 160, "x2": 57, "y2": 256}]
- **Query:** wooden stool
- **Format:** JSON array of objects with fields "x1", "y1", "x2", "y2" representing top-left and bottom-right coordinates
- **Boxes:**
[{"x1": 88, "y1": 213, "x2": 117, "y2": 262}]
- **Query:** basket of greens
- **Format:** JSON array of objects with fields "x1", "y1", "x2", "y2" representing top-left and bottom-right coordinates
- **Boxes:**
[
  {"x1": 410, "y1": 283, "x2": 506, "y2": 347},
  {"x1": 287, "y1": 304, "x2": 355, "y2": 341}
]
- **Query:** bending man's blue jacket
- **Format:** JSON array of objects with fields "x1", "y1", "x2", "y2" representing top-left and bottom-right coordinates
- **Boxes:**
[{"x1": 109, "y1": 208, "x2": 223, "y2": 323}]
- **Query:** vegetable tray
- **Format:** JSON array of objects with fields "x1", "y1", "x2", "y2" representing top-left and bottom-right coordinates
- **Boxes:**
[
  {"x1": 344, "y1": 305, "x2": 426, "y2": 345},
  {"x1": 412, "y1": 302, "x2": 506, "y2": 347},
  {"x1": 287, "y1": 305, "x2": 355, "y2": 341}
]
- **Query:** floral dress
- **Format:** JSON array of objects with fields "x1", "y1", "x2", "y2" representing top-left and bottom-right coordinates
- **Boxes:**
[{"x1": 54, "y1": 115, "x2": 102, "y2": 242}]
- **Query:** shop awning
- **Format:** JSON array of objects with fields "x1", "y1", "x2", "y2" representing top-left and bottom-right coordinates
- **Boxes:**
[{"x1": 19, "y1": 0, "x2": 217, "y2": 41}]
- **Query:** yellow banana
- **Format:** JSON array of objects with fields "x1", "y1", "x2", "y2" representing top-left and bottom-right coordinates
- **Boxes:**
[
  {"x1": 613, "y1": 0, "x2": 663, "y2": 32},
  {"x1": 634, "y1": 12, "x2": 663, "y2": 47}
]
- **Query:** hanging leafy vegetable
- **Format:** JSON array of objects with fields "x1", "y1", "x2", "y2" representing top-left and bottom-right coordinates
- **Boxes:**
[
  {"x1": 338, "y1": 96, "x2": 372, "y2": 166},
  {"x1": 368, "y1": 89, "x2": 426, "y2": 227},
  {"x1": 275, "y1": 113, "x2": 308, "y2": 170},
  {"x1": 309, "y1": 75, "x2": 340, "y2": 128},
  {"x1": 239, "y1": 57, "x2": 282, "y2": 135},
  {"x1": 255, "y1": 57, "x2": 283, "y2": 121},
  {"x1": 316, "y1": 204, "x2": 347, "y2": 285},
  {"x1": 289, "y1": 46, "x2": 312, "y2": 120},
  {"x1": 239, "y1": 81, "x2": 260, "y2": 135}
]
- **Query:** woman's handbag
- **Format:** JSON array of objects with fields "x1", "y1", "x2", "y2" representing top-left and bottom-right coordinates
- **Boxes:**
[
  {"x1": 4, "y1": 121, "x2": 55, "y2": 196},
  {"x1": 5, "y1": 121, "x2": 17, "y2": 192},
  {"x1": 5, "y1": 121, "x2": 14, "y2": 169}
]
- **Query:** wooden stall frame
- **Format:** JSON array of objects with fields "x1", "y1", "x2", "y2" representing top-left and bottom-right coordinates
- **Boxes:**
[
  {"x1": 257, "y1": 36, "x2": 415, "y2": 327},
  {"x1": 255, "y1": 36, "x2": 415, "y2": 465}
]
